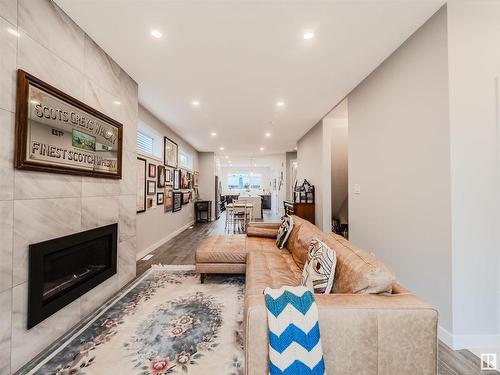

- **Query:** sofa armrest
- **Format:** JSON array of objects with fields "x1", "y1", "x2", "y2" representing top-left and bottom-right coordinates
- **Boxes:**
[
  {"x1": 246, "y1": 222, "x2": 280, "y2": 238},
  {"x1": 244, "y1": 293, "x2": 437, "y2": 375}
]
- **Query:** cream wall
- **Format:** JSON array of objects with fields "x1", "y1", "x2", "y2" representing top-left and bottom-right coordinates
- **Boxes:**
[
  {"x1": 0, "y1": 0, "x2": 138, "y2": 372},
  {"x1": 297, "y1": 120, "x2": 332, "y2": 231},
  {"x1": 198, "y1": 152, "x2": 216, "y2": 220},
  {"x1": 329, "y1": 118, "x2": 348, "y2": 225},
  {"x1": 221, "y1": 166, "x2": 272, "y2": 195},
  {"x1": 447, "y1": 0, "x2": 500, "y2": 346},
  {"x1": 220, "y1": 154, "x2": 286, "y2": 215},
  {"x1": 285, "y1": 151, "x2": 297, "y2": 201},
  {"x1": 136, "y1": 105, "x2": 199, "y2": 260},
  {"x1": 348, "y1": 6, "x2": 453, "y2": 333}
]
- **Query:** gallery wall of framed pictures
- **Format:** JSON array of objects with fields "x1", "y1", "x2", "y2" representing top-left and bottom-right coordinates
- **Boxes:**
[{"x1": 136, "y1": 137, "x2": 199, "y2": 215}]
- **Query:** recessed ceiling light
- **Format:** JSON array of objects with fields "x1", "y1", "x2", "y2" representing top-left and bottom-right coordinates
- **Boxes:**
[
  {"x1": 260, "y1": 147, "x2": 265, "y2": 151},
  {"x1": 113, "y1": 100, "x2": 121, "y2": 105},
  {"x1": 224, "y1": 155, "x2": 229, "y2": 159},
  {"x1": 151, "y1": 30, "x2": 162, "y2": 38},
  {"x1": 303, "y1": 31, "x2": 314, "y2": 40},
  {"x1": 7, "y1": 28, "x2": 19, "y2": 37},
  {"x1": 192, "y1": 100, "x2": 200, "y2": 106},
  {"x1": 219, "y1": 146, "x2": 224, "y2": 151},
  {"x1": 210, "y1": 132, "x2": 217, "y2": 137},
  {"x1": 265, "y1": 132, "x2": 271, "y2": 138},
  {"x1": 276, "y1": 101, "x2": 285, "y2": 107}
]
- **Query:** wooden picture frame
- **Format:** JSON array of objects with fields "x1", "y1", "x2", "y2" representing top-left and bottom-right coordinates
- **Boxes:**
[
  {"x1": 14, "y1": 69, "x2": 123, "y2": 179},
  {"x1": 148, "y1": 163, "x2": 156, "y2": 178},
  {"x1": 173, "y1": 169, "x2": 180, "y2": 190},
  {"x1": 136, "y1": 157, "x2": 146, "y2": 213},
  {"x1": 147, "y1": 180, "x2": 156, "y2": 195},
  {"x1": 180, "y1": 169, "x2": 189, "y2": 190},
  {"x1": 164, "y1": 137, "x2": 178, "y2": 168},
  {"x1": 157, "y1": 192, "x2": 164, "y2": 205},
  {"x1": 164, "y1": 188, "x2": 173, "y2": 212},
  {"x1": 182, "y1": 191, "x2": 190, "y2": 205},
  {"x1": 165, "y1": 167, "x2": 173, "y2": 185},
  {"x1": 173, "y1": 191, "x2": 182, "y2": 212},
  {"x1": 157, "y1": 165, "x2": 165, "y2": 188}
]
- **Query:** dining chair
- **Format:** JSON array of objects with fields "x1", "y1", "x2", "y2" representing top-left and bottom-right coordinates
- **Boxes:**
[
  {"x1": 232, "y1": 201, "x2": 247, "y2": 232},
  {"x1": 224, "y1": 202, "x2": 234, "y2": 231}
]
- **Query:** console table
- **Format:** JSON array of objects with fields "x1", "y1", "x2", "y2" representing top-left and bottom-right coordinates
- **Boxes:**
[
  {"x1": 284, "y1": 200, "x2": 315, "y2": 224},
  {"x1": 195, "y1": 200, "x2": 212, "y2": 222}
]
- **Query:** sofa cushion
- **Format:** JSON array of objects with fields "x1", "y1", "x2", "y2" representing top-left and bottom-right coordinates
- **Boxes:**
[
  {"x1": 246, "y1": 250, "x2": 302, "y2": 297},
  {"x1": 247, "y1": 226, "x2": 279, "y2": 238},
  {"x1": 322, "y1": 234, "x2": 395, "y2": 294},
  {"x1": 195, "y1": 235, "x2": 247, "y2": 264},
  {"x1": 286, "y1": 215, "x2": 323, "y2": 270},
  {"x1": 302, "y1": 238, "x2": 337, "y2": 294}
]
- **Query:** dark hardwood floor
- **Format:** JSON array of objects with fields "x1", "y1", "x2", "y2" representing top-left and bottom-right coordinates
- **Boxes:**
[
  {"x1": 136, "y1": 210, "x2": 498, "y2": 375},
  {"x1": 136, "y1": 209, "x2": 282, "y2": 275}
]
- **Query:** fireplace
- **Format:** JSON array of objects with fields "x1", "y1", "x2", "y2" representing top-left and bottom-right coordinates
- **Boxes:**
[{"x1": 28, "y1": 223, "x2": 117, "y2": 329}]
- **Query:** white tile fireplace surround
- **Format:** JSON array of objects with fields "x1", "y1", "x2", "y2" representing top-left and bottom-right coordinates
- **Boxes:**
[{"x1": 0, "y1": 0, "x2": 138, "y2": 373}]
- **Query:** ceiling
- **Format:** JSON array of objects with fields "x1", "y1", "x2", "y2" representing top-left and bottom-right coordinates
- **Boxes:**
[{"x1": 55, "y1": 0, "x2": 444, "y2": 156}]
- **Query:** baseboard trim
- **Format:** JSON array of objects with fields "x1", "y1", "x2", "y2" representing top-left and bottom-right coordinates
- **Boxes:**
[
  {"x1": 135, "y1": 220, "x2": 195, "y2": 261},
  {"x1": 439, "y1": 324, "x2": 500, "y2": 350},
  {"x1": 438, "y1": 325, "x2": 454, "y2": 348}
]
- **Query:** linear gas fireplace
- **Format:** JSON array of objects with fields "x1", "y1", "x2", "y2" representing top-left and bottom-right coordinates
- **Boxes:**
[{"x1": 28, "y1": 223, "x2": 117, "y2": 329}]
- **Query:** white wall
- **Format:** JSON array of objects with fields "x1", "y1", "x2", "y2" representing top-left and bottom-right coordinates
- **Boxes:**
[
  {"x1": 285, "y1": 151, "x2": 297, "y2": 201},
  {"x1": 221, "y1": 166, "x2": 272, "y2": 195},
  {"x1": 328, "y1": 117, "x2": 349, "y2": 225},
  {"x1": 347, "y1": 6, "x2": 453, "y2": 333},
  {"x1": 446, "y1": 0, "x2": 500, "y2": 347},
  {"x1": 136, "y1": 105, "x2": 199, "y2": 260},
  {"x1": 219, "y1": 153, "x2": 286, "y2": 215},
  {"x1": 297, "y1": 121, "x2": 332, "y2": 231},
  {"x1": 0, "y1": 1, "x2": 138, "y2": 372},
  {"x1": 198, "y1": 152, "x2": 216, "y2": 220}
]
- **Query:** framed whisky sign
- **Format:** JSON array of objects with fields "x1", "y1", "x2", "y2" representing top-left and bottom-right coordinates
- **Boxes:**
[{"x1": 14, "y1": 70, "x2": 123, "y2": 179}]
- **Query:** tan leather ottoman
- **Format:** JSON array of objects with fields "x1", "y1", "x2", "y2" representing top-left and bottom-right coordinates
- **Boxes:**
[{"x1": 195, "y1": 234, "x2": 248, "y2": 283}]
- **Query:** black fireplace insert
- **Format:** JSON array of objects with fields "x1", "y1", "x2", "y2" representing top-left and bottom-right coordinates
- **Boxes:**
[{"x1": 28, "y1": 223, "x2": 117, "y2": 329}]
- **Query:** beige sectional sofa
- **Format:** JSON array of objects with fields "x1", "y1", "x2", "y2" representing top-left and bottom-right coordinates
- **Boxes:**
[{"x1": 195, "y1": 215, "x2": 438, "y2": 375}]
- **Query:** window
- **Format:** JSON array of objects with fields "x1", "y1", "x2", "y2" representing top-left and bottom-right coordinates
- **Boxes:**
[
  {"x1": 179, "y1": 150, "x2": 193, "y2": 170},
  {"x1": 136, "y1": 125, "x2": 162, "y2": 159},
  {"x1": 137, "y1": 130, "x2": 154, "y2": 155},
  {"x1": 227, "y1": 173, "x2": 262, "y2": 190}
]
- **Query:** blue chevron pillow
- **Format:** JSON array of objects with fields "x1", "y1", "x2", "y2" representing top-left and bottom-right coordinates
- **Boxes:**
[
  {"x1": 264, "y1": 286, "x2": 325, "y2": 375},
  {"x1": 302, "y1": 238, "x2": 336, "y2": 294}
]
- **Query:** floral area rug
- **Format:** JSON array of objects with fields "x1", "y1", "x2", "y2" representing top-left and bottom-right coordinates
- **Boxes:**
[{"x1": 21, "y1": 266, "x2": 245, "y2": 375}]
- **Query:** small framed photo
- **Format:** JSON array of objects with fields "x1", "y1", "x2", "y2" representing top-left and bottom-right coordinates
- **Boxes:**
[
  {"x1": 146, "y1": 197, "x2": 153, "y2": 209},
  {"x1": 147, "y1": 180, "x2": 156, "y2": 195},
  {"x1": 148, "y1": 163, "x2": 156, "y2": 178},
  {"x1": 157, "y1": 165, "x2": 165, "y2": 188},
  {"x1": 136, "y1": 157, "x2": 146, "y2": 213},
  {"x1": 157, "y1": 192, "x2": 164, "y2": 205},
  {"x1": 194, "y1": 171, "x2": 199, "y2": 187},
  {"x1": 164, "y1": 188, "x2": 173, "y2": 212},
  {"x1": 182, "y1": 191, "x2": 190, "y2": 205},
  {"x1": 165, "y1": 167, "x2": 173, "y2": 185},
  {"x1": 173, "y1": 169, "x2": 180, "y2": 190},
  {"x1": 173, "y1": 191, "x2": 182, "y2": 212}
]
